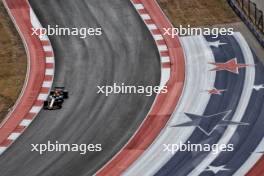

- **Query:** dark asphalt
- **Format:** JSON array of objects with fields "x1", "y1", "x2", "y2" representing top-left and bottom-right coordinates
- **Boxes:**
[
  {"x1": 0, "y1": 0, "x2": 160, "y2": 176},
  {"x1": 156, "y1": 35, "x2": 247, "y2": 176}
]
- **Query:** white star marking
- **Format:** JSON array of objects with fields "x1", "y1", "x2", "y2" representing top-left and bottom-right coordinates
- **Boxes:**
[
  {"x1": 205, "y1": 165, "x2": 230, "y2": 174},
  {"x1": 253, "y1": 84, "x2": 264, "y2": 91},
  {"x1": 208, "y1": 40, "x2": 227, "y2": 48}
]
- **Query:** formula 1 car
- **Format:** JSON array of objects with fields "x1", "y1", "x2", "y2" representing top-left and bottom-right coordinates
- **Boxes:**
[{"x1": 43, "y1": 87, "x2": 68, "y2": 110}]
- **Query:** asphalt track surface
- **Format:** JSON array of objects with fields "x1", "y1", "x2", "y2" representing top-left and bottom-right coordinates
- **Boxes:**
[
  {"x1": 156, "y1": 35, "x2": 247, "y2": 176},
  {"x1": 0, "y1": 0, "x2": 160, "y2": 176}
]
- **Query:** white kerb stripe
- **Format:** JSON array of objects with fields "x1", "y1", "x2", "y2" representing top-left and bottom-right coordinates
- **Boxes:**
[
  {"x1": 0, "y1": 147, "x2": 7, "y2": 155},
  {"x1": 19, "y1": 119, "x2": 32, "y2": 127},
  {"x1": 161, "y1": 56, "x2": 170, "y2": 63},
  {"x1": 38, "y1": 93, "x2": 49, "y2": 101},
  {"x1": 158, "y1": 45, "x2": 168, "y2": 52},
  {"x1": 147, "y1": 24, "x2": 158, "y2": 30},
  {"x1": 43, "y1": 46, "x2": 52, "y2": 52},
  {"x1": 39, "y1": 34, "x2": 49, "y2": 41},
  {"x1": 46, "y1": 57, "x2": 55, "y2": 64},
  {"x1": 8, "y1": 133, "x2": 21, "y2": 140},
  {"x1": 141, "y1": 14, "x2": 151, "y2": 20},
  {"x1": 160, "y1": 68, "x2": 170, "y2": 87},
  {"x1": 133, "y1": 4, "x2": 144, "y2": 10},
  {"x1": 30, "y1": 8, "x2": 42, "y2": 29},
  {"x1": 153, "y1": 34, "x2": 163, "y2": 41},
  {"x1": 30, "y1": 106, "x2": 42, "y2": 113},
  {"x1": 45, "y1": 69, "x2": 54, "y2": 75},
  {"x1": 42, "y1": 81, "x2": 52, "y2": 88}
]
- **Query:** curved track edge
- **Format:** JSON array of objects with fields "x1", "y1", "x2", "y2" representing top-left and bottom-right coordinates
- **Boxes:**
[{"x1": 0, "y1": 0, "x2": 54, "y2": 155}]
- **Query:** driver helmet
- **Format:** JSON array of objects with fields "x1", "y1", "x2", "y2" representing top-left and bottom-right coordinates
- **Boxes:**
[{"x1": 54, "y1": 90, "x2": 60, "y2": 96}]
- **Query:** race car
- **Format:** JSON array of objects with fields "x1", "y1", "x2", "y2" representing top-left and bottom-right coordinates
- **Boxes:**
[{"x1": 43, "y1": 87, "x2": 68, "y2": 110}]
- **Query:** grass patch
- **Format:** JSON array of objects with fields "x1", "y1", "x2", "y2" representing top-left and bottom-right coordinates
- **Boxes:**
[
  {"x1": 157, "y1": 0, "x2": 240, "y2": 27},
  {"x1": 0, "y1": 2, "x2": 27, "y2": 122}
]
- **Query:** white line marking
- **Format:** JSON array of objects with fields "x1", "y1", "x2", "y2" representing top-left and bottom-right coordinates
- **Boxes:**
[
  {"x1": 140, "y1": 14, "x2": 151, "y2": 20},
  {"x1": 19, "y1": 119, "x2": 32, "y2": 127},
  {"x1": 161, "y1": 56, "x2": 170, "y2": 63},
  {"x1": 43, "y1": 46, "x2": 52, "y2": 52},
  {"x1": 29, "y1": 106, "x2": 42, "y2": 114},
  {"x1": 45, "y1": 69, "x2": 54, "y2": 75},
  {"x1": 133, "y1": 4, "x2": 144, "y2": 10},
  {"x1": 46, "y1": 57, "x2": 55, "y2": 64},
  {"x1": 37, "y1": 93, "x2": 48, "y2": 101},
  {"x1": 147, "y1": 24, "x2": 158, "y2": 30},
  {"x1": 160, "y1": 68, "x2": 170, "y2": 87},
  {"x1": 0, "y1": 147, "x2": 7, "y2": 155},
  {"x1": 153, "y1": 34, "x2": 163, "y2": 41},
  {"x1": 7, "y1": 133, "x2": 21, "y2": 140},
  {"x1": 39, "y1": 35, "x2": 49, "y2": 41},
  {"x1": 158, "y1": 45, "x2": 168, "y2": 52},
  {"x1": 30, "y1": 8, "x2": 42, "y2": 29},
  {"x1": 42, "y1": 81, "x2": 52, "y2": 88}
]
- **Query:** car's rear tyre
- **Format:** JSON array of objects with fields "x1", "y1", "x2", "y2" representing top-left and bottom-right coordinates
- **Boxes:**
[{"x1": 63, "y1": 91, "x2": 68, "y2": 99}]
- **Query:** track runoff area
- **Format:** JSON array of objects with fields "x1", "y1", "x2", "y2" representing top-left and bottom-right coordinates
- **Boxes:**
[{"x1": 1, "y1": 0, "x2": 264, "y2": 176}]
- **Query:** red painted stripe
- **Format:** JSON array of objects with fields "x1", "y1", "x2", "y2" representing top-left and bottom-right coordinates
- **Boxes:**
[
  {"x1": 156, "y1": 40, "x2": 166, "y2": 45},
  {"x1": 41, "y1": 40, "x2": 50, "y2": 46},
  {"x1": 160, "y1": 51, "x2": 169, "y2": 57},
  {"x1": 13, "y1": 125, "x2": 25, "y2": 133},
  {"x1": 151, "y1": 29, "x2": 161, "y2": 35},
  {"x1": 40, "y1": 87, "x2": 50, "y2": 93},
  {"x1": 24, "y1": 113, "x2": 35, "y2": 120},
  {"x1": 45, "y1": 51, "x2": 54, "y2": 57},
  {"x1": 44, "y1": 75, "x2": 53, "y2": 81},
  {"x1": 46, "y1": 63, "x2": 54, "y2": 69},
  {"x1": 162, "y1": 62, "x2": 171, "y2": 68},
  {"x1": 144, "y1": 19, "x2": 154, "y2": 24},
  {"x1": 247, "y1": 158, "x2": 264, "y2": 175},
  {"x1": 0, "y1": 139, "x2": 12, "y2": 146},
  {"x1": 138, "y1": 9, "x2": 147, "y2": 14},
  {"x1": 34, "y1": 100, "x2": 44, "y2": 106},
  {"x1": 131, "y1": 0, "x2": 141, "y2": 3}
]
